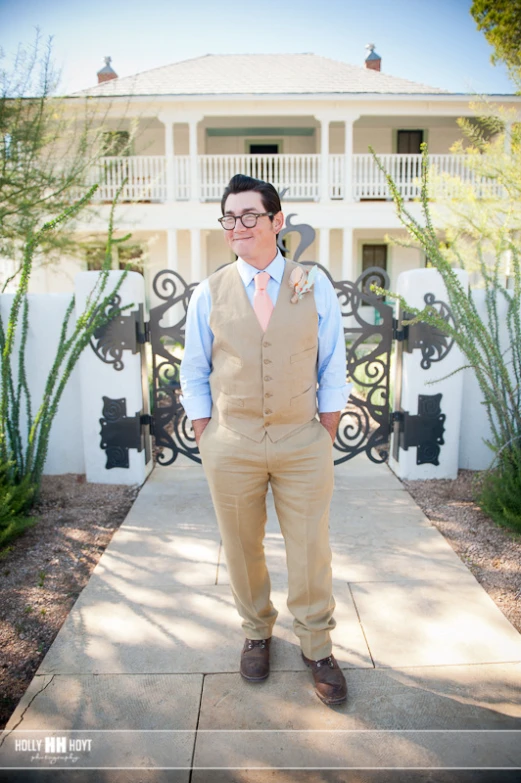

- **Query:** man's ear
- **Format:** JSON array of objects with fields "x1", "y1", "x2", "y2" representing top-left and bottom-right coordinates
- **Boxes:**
[{"x1": 272, "y1": 211, "x2": 284, "y2": 233}]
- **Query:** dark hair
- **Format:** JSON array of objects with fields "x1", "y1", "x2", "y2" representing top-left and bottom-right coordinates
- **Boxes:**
[{"x1": 220, "y1": 173, "x2": 282, "y2": 218}]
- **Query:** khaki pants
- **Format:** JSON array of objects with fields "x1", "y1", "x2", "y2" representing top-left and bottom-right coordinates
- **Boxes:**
[{"x1": 198, "y1": 416, "x2": 336, "y2": 661}]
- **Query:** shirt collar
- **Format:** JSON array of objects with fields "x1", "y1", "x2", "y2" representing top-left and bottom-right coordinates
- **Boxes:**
[{"x1": 237, "y1": 249, "x2": 285, "y2": 287}]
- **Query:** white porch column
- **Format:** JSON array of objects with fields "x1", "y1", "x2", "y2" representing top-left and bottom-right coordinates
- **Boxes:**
[
  {"x1": 319, "y1": 228, "x2": 330, "y2": 269},
  {"x1": 389, "y1": 268, "x2": 468, "y2": 480},
  {"x1": 342, "y1": 227, "x2": 354, "y2": 280},
  {"x1": 344, "y1": 115, "x2": 360, "y2": 202},
  {"x1": 158, "y1": 113, "x2": 175, "y2": 201},
  {"x1": 190, "y1": 228, "x2": 202, "y2": 282},
  {"x1": 318, "y1": 116, "x2": 331, "y2": 202},
  {"x1": 167, "y1": 228, "x2": 178, "y2": 271},
  {"x1": 188, "y1": 117, "x2": 201, "y2": 202}
]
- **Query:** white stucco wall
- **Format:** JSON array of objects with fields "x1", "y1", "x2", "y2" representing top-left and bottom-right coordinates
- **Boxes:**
[
  {"x1": 389, "y1": 267, "x2": 468, "y2": 479},
  {"x1": 354, "y1": 127, "x2": 392, "y2": 154},
  {"x1": 353, "y1": 117, "x2": 464, "y2": 155},
  {"x1": 26, "y1": 254, "x2": 84, "y2": 295},
  {"x1": 0, "y1": 293, "x2": 85, "y2": 475},
  {"x1": 134, "y1": 118, "x2": 166, "y2": 156},
  {"x1": 458, "y1": 289, "x2": 517, "y2": 471},
  {"x1": 205, "y1": 134, "x2": 316, "y2": 155},
  {"x1": 108, "y1": 116, "x2": 466, "y2": 158},
  {"x1": 390, "y1": 245, "x2": 425, "y2": 288},
  {"x1": 75, "y1": 270, "x2": 151, "y2": 485}
]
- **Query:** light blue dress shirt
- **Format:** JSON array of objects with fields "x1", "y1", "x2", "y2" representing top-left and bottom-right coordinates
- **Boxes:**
[{"x1": 179, "y1": 250, "x2": 353, "y2": 420}]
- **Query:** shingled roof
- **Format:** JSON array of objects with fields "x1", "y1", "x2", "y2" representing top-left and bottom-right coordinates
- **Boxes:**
[{"x1": 76, "y1": 53, "x2": 449, "y2": 97}]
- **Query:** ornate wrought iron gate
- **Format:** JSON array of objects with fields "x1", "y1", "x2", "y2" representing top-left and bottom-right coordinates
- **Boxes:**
[
  {"x1": 146, "y1": 262, "x2": 396, "y2": 467},
  {"x1": 92, "y1": 214, "x2": 453, "y2": 469}
]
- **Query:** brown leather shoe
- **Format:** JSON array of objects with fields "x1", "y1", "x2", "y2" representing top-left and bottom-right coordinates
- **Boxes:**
[
  {"x1": 240, "y1": 638, "x2": 271, "y2": 682},
  {"x1": 301, "y1": 652, "x2": 347, "y2": 705}
]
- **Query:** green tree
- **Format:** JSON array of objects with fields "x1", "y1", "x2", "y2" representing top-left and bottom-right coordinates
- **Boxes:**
[
  {"x1": 0, "y1": 31, "x2": 134, "y2": 290},
  {"x1": 369, "y1": 107, "x2": 521, "y2": 532},
  {"x1": 0, "y1": 187, "x2": 134, "y2": 548},
  {"x1": 471, "y1": 0, "x2": 521, "y2": 73}
]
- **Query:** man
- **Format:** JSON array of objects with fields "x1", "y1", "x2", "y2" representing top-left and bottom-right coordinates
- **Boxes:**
[{"x1": 180, "y1": 174, "x2": 351, "y2": 705}]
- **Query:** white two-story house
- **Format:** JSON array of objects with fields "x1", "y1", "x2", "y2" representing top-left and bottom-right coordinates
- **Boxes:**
[{"x1": 24, "y1": 49, "x2": 521, "y2": 301}]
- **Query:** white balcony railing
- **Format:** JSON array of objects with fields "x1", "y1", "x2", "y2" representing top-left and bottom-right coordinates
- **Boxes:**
[
  {"x1": 86, "y1": 155, "x2": 167, "y2": 201},
  {"x1": 199, "y1": 154, "x2": 321, "y2": 201},
  {"x1": 353, "y1": 153, "x2": 503, "y2": 200},
  {"x1": 329, "y1": 154, "x2": 345, "y2": 199},
  {"x1": 174, "y1": 156, "x2": 190, "y2": 200},
  {"x1": 81, "y1": 153, "x2": 503, "y2": 203}
]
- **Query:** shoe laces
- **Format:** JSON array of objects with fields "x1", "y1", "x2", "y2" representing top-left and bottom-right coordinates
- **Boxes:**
[{"x1": 247, "y1": 639, "x2": 267, "y2": 650}]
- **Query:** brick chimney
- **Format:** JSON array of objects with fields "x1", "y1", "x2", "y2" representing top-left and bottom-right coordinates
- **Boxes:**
[
  {"x1": 97, "y1": 56, "x2": 118, "y2": 84},
  {"x1": 365, "y1": 44, "x2": 381, "y2": 72}
]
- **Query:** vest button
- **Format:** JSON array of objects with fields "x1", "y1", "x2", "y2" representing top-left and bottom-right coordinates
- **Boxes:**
[
  {"x1": 264, "y1": 409, "x2": 272, "y2": 415},
  {"x1": 263, "y1": 359, "x2": 271, "y2": 364},
  {"x1": 265, "y1": 422, "x2": 271, "y2": 427},
  {"x1": 264, "y1": 375, "x2": 272, "y2": 381},
  {"x1": 265, "y1": 392, "x2": 272, "y2": 398},
  {"x1": 263, "y1": 341, "x2": 271, "y2": 347}
]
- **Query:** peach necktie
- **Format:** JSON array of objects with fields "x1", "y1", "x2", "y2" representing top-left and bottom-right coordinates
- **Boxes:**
[{"x1": 253, "y1": 271, "x2": 274, "y2": 332}]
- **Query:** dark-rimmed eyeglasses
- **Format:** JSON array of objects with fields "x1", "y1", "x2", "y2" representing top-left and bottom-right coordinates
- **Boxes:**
[{"x1": 218, "y1": 212, "x2": 273, "y2": 230}]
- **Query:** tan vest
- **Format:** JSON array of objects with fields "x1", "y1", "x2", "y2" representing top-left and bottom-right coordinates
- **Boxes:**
[{"x1": 208, "y1": 258, "x2": 319, "y2": 443}]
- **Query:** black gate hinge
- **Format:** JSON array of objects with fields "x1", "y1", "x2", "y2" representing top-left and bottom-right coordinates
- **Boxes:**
[
  {"x1": 140, "y1": 412, "x2": 155, "y2": 436},
  {"x1": 391, "y1": 395, "x2": 445, "y2": 466},
  {"x1": 392, "y1": 317, "x2": 408, "y2": 342},
  {"x1": 390, "y1": 410, "x2": 403, "y2": 425},
  {"x1": 136, "y1": 318, "x2": 151, "y2": 344}
]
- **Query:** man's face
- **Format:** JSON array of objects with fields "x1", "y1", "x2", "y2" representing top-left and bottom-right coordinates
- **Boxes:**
[{"x1": 222, "y1": 190, "x2": 284, "y2": 266}]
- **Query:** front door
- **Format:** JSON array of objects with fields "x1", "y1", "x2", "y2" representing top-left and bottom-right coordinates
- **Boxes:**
[
  {"x1": 397, "y1": 130, "x2": 424, "y2": 195},
  {"x1": 249, "y1": 144, "x2": 279, "y2": 155},
  {"x1": 397, "y1": 130, "x2": 423, "y2": 154},
  {"x1": 248, "y1": 143, "x2": 279, "y2": 180}
]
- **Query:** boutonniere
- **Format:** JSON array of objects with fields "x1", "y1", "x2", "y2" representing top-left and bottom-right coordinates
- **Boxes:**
[{"x1": 288, "y1": 265, "x2": 318, "y2": 304}]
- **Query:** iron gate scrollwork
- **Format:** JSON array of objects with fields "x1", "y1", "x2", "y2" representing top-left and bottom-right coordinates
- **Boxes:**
[
  {"x1": 148, "y1": 270, "x2": 200, "y2": 465},
  {"x1": 147, "y1": 217, "x2": 395, "y2": 466},
  {"x1": 277, "y1": 215, "x2": 394, "y2": 464},
  {"x1": 336, "y1": 266, "x2": 394, "y2": 464},
  {"x1": 89, "y1": 214, "x2": 456, "y2": 468},
  {"x1": 271, "y1": 258, "x2": 393, "y2": 464}
]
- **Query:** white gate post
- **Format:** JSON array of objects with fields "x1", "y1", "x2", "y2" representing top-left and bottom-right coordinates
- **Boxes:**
[
  {"x1": 389, "y1": 267, "x2": 468, "y2": 480},
  {"x1": 75, "y1": 270, "x2": 153, "y2": 485}
]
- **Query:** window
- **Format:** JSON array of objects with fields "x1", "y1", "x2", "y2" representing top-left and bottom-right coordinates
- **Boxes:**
[
  {"x1": 361, "y1": 244, "x2": 387, "y2": 302},
  {"x1": 118, "y1": 245, "x2": 144, "y2": 275},
  {"x1": 362, "y1": 244, "x2": 387, "y2": 272},
  {"x1": 84, "y1": 244, "x2": 107, "y2": 271},
  {"x1": 397, "y1": 130, "x2": 423, "y2": 154},
  {"x1": 102, "y1": 130, "x2": 131, "y2": 156},
  {"x1": 83, "y1": 243, "x2": 144, "y2": 274}
]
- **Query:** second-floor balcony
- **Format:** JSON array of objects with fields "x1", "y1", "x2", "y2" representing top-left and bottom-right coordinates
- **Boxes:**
[{"x1": 84, "y1": 153, "x2": 503, "y2": 204}]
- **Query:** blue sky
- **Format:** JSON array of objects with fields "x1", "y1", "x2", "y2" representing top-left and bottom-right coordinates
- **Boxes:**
[{"x1": 0, "y1": 0, "x2": 516, "y2": 95}]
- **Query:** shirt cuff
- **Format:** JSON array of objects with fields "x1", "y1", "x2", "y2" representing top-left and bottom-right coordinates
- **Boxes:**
[
  {"x1": 179, "y1": 394, "x2": 213, "y2": 421},
  {"x1": 317, "y1": 383, "x2": 353, "y2": 413}
]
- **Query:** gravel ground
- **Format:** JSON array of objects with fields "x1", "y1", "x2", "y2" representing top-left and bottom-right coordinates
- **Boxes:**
[
  {"x1": 403, "y1": 470, "x2": 521, "y2": 635},
  {"x1": 0, "y1": 474, "x2": 139, "y2": 731},
  {"x1": 1, "y1": 467, "x2": 520, "y2": 733}
]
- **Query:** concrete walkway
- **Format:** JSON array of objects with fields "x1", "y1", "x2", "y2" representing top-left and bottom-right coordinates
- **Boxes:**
[{"x1": 1, "y1": 455, "x2": 521, "y2": 782}]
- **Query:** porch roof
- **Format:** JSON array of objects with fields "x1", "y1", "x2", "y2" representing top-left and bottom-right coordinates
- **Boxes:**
[{"x1": 75, "y1": 53, "x2": 450, "y2": 98}]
